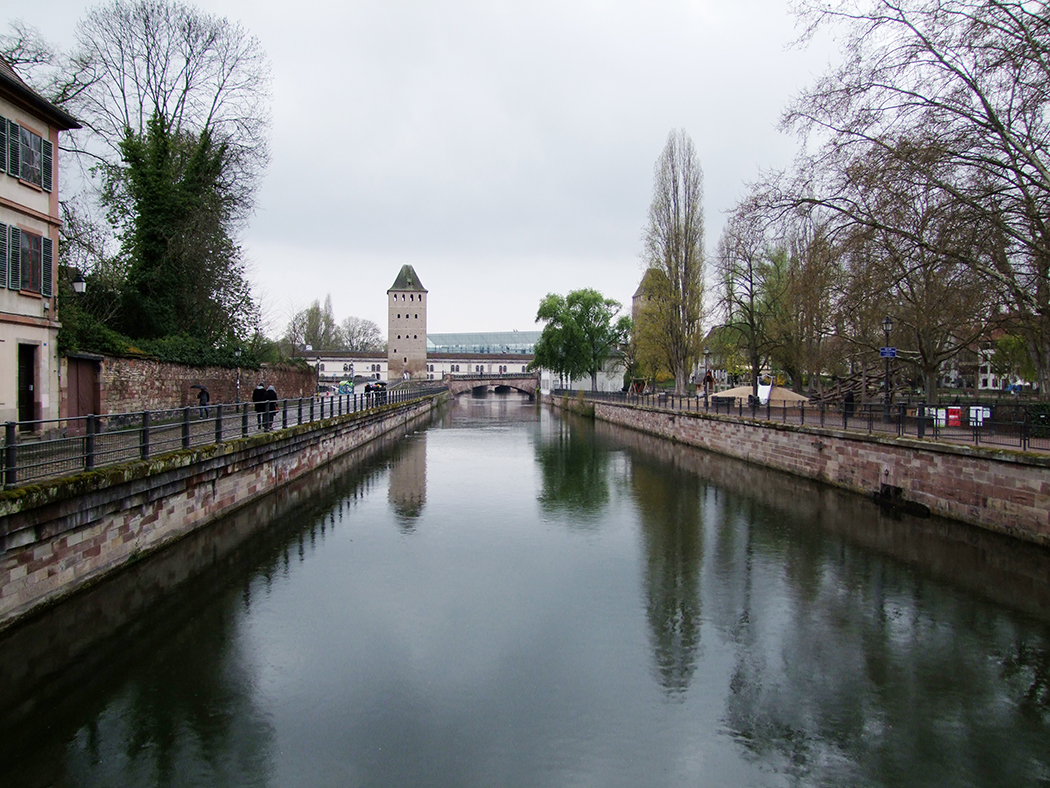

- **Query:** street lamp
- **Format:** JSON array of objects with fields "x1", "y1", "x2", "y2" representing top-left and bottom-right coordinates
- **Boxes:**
[
  {"x1": 235, "y1": 347, "x2": 242, "y2": 403},
  {"x1": 882, "y1": 315, "x2": 894, "y2": 421},
  {"x1": 71, "y1": 270, "x2": 87, "y2": 294},
  {"x1": 703, "y1": 346, "x2": 711, "y2": 409}
]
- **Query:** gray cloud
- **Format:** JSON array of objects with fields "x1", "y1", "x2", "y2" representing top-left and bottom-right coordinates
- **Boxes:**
[{"x1": 26, "y1": 0, "x2": 837, "y2": 333}]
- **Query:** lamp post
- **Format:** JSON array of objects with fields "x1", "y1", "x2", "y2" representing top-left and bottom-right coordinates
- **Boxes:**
[
  {"x1": 703, "y1": 347, "x2": 711, "y2": 408},
  {"x1": 71, "y1": 270, "x2": 87, "y2": 294},
  {"x1": 235, "y1": 348, "x2": 242, "y2": 403},
  {"x1": 882, "y1": 315, "x2": 893, "y2": 421}
]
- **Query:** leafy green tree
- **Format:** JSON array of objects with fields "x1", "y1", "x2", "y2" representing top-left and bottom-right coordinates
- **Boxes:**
[
  {"x1": 532, "y1": 289, "x2": 631, "y2": 391},
  {"x1": 991, "y1": 335, "x2": 1036, "y2": 386},
  {"x1": 115, "y1": 114, "x2": 255, "y2": 342},
  {"x1": 632, "y1": 268, "x2": 673, "y2": 386}
]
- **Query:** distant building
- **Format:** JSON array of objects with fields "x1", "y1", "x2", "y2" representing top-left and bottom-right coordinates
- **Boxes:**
[
  {"x1": 427, "y1": 331, "x2": 541, "y2": 355},
  {"x1": 0, "y1": 56, "x2": 80, "y2": 425},
  {"x1": 387, "y1": 265, "x2": 428, "y2": 379}
]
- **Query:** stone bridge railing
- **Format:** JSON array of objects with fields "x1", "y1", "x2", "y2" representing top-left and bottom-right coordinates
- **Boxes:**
[{"x1": 444, "y1": 373, "x2": 538, "y2": 397}]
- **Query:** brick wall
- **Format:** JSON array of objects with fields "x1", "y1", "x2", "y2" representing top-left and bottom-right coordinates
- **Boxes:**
[
  {"x1": 98, "y1": 357, "x2": 317, "y2": 414},
  {"x1": 0, "y1": 394, "x2": 445, "y2": 631},
  {"x1": 549, "y1": 394, "x2": 1050, "y2": 546}
]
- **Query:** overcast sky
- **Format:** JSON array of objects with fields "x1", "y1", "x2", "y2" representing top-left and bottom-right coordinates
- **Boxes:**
[{"x1": 19, "y1": 0, "x2": 838, "y2": 337}]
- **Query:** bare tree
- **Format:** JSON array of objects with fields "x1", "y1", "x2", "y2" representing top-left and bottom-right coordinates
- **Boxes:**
[
  {"x1": 834, "y1": 144, "x2": 1002, "y2": 403},
  {"x1": 714, "y1": 197, "x2": 787, "y2": 400},
  {"x1": 285, "y1": 296, "x2": 342, "y2": 353},
  {"x1": 786, "y1": 0, "x2": 1050, "y2": 394},
  {"x1": 61, "y1": 0, "x2": 272, "y2": 226},
  {"x1": 340, "y1": 316, "x2": 384, "y2": 352},
  {"x1": 0, "y1": 22, "x2": 55, "y2": 80},
  {"x1": 642, "y1": 129, "x2": 705, "y2": 394}
]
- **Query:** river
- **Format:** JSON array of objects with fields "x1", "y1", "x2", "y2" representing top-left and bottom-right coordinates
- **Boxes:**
[{"x1": 1, "y1": 394, "x2": 1048, "y2": 787}]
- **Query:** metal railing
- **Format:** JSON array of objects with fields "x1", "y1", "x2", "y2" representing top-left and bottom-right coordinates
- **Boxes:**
[
  {"x1": 556, "y1": 390, "x2": 1050, "y2": 453},
  {"x1": 2, "y1": 385, "x2": 446, "y2": 489}
]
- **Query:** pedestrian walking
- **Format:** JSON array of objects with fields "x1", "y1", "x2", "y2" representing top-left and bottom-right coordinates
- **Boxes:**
[
  {"x1": 253, "y1": 383, "x2": 266, "y2": 429},
  {"x1": 264, "y1": 384, "x2": 278, "y2": 430},
  {"x1": 195, "y1": 386, "x2": 210, "y2": 418}
]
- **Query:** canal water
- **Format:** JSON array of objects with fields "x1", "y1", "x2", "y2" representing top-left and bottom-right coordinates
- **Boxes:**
[{"x1": 1, "y1": 395, "x2": 1049, "y2": 787}]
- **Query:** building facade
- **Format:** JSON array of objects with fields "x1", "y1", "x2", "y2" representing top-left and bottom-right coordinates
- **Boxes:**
[
  {"x1": 387, "y1": 265, "x2": 428, "y2": 379},
  {"x1": 0, "y1": 58, "x2": 79, "y2": 425}
]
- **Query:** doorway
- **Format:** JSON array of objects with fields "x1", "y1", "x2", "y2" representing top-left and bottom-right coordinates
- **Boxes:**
[{"x1": 17, "y1": 344, "x2": 37, "y2": 426}]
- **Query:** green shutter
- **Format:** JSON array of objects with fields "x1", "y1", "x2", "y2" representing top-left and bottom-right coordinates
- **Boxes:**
[
  {"x1": 0, "y1": 116, "x2": 6, "y2": 174},
  {"x1": 42, "y1": 138, "x2": 52, "y2": 192},
  {"x1": 6, "y1": 120, "x2": 18, "y2": 178},
  {"x1": 42, "y1": 236, "x2": 53, "y2": 297},
  {"x1": 9, "y1": 227, "x2": 20, "y2": 289},
  {"x1": 0, "y1": 223, "x2": 7, "y2": 289}
]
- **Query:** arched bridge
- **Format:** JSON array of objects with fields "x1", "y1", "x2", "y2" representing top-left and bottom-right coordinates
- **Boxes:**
[{"x1": 443, "y1": 372, "x2": 539, "y2": 398}]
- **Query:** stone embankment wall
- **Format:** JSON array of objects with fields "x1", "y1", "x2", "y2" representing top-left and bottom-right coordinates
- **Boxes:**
[
  {"x1": 0, "y1": 394, "x2": 446, "y2": 631},
  {"x1": 548, "y1": 394, "x2": 1050, "y2": 546},
  {"x1": 95, "y1": 357, "x2": 317, "y2": 414}
]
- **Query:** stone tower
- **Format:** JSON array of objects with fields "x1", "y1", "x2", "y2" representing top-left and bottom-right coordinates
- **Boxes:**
[{"x1": 387, "y1": 265, "x2": 428, "y2": 379}]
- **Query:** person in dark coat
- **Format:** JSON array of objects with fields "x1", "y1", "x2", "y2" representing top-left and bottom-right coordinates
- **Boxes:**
[
  {"x1": 195, "y1": 386, "x2": 210, "y2": 418},
  {"x1": 264, "y1": 384, "x2": 278, "y2": 430},
  {"x1": 844, "y1": 389, "x2": 855, "y2": 420},
  {"x1": 252, "y1": 383, "x2": 266, "y2": 429}
]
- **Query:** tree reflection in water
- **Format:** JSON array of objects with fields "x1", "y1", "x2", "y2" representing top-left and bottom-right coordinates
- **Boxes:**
[
  {"x1": 535, "y1": 414, "x2": 610, "y2": 523},
  {"x1": 632, "y1": 458, "x2": 705, "y2": 696}
]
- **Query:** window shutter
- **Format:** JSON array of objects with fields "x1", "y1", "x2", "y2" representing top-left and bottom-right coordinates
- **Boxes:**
[
  {"x1": 42, "y1": 138, "x2": 53, "y2": 192},
  {"x1": 7, "y1": 120, "x2": 19, "y2": 178},
  {"x1": 42, "y1": 236, "x2": 53, "y2": 297},
  {"x1": 0, "y1": 223, "x2": 7, "y2": 289},
  {"x1": 0, "y1": 116, "x2": 6, "y2": 173},
  {"x1": 9, "y1": 227, "x2": 20, "y2": 290}
]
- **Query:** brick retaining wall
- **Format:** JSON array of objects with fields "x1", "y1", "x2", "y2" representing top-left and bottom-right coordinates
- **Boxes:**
[
  {"x1": 95, "y1": 357, "x2": 317, "y2": 414},
  {"x1": 0, "y1": 394, "x2": 446, "y2": 631},
  {"x1": 548, "y1": 394, "x2": 1050, "y2": 546}
]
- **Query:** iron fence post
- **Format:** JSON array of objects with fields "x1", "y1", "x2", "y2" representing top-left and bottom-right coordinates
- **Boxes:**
[
  {"x1": 85, "y1": 415, "x2": 97, "y2": 471},
  {"x1": 298, "y1": 398, "x2": 303, "y2": 425},
  {"x1": 4, "y1": 421, "x2": 16, "y2": 488},
  {"x1": 214, "y1": 404, "x2": 223, "y2": 444},
  {"x1": 182, "y1": 406, "x2": 191, "y2": 450},
  {"x1": 283, "y1": 400, "x2": 288, "y2": 430},
  {"x1": 141, "y1": 410, "x2": 151, "y2": 461},
  {"x1": 241, "y1": 404, "x2": 249, "y2": 438},
  {"x1": 310, "y1": 397, "x2": 315, "y2": 423}
]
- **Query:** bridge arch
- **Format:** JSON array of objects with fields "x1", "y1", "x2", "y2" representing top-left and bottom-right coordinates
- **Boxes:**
[{"x1": 444, "y1": 373, "x2": 538, "y2": 398}]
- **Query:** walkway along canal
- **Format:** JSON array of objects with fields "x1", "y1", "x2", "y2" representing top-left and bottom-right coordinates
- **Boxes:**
[
  {"x1": 0, "y1": 391, "x2": 447, "y2": 631},
  {"x1": 546, "y1": 391, "x2": 1050, "y2": 546}
]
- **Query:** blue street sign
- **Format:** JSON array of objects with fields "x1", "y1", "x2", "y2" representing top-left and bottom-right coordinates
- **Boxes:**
[{"x1": 880, "y1": 347, "x2": 897, "y2": 358}]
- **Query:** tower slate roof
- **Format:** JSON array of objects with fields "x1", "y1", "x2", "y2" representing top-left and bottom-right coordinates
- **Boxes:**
[{"x1": 388, "y1": 265, "x2": 427, "y2": 293}]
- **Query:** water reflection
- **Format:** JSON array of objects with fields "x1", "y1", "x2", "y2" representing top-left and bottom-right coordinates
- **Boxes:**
[
  {"x1": 535, "y1": 413, "x2": 610, "y2": 521},
  {"x1": 603, "y1": 419, "x2": 1050, "y2": 786},
  {"x1": 0, "y1": 426, "x2": 417, "y2": 788},
  {"x1": 1, "y1": 401, "x2": 1048, "y2": 787},
  {"x1": 388, "y1": 432, "x2": 427, "y2": 529},
  {"x1": 631, "y1": 457, "x2": 705, "y2": 696}
]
